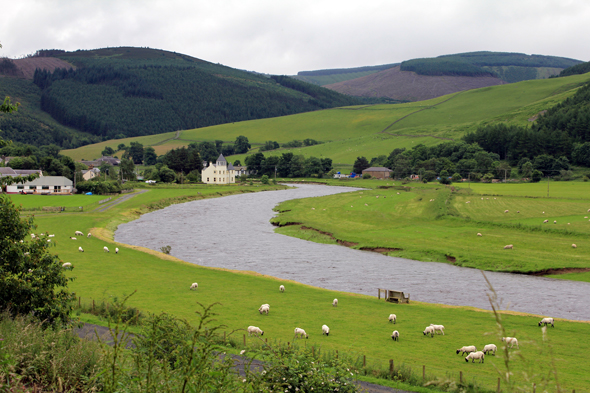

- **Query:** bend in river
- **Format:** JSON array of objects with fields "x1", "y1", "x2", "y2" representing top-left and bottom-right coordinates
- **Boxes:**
[{"x1": 116, "y1": 184, "x2": 590, "y2": 321}]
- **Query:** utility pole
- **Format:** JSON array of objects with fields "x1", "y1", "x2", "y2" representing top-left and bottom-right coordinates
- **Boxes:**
[{"x1": 275, "y1": 165, "x2": 277, "y2": 181}]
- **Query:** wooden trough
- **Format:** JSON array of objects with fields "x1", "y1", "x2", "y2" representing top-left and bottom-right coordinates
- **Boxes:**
[{"x1": 378, "y1": 288, "x2": 410, "y2": 304}]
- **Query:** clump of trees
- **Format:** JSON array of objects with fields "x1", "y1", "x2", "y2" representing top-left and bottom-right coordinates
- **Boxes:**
[{"x1": 244, "y1": 151, "x2": 332, "y2": 178}]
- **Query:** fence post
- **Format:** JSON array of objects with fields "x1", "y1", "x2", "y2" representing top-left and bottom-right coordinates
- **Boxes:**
[
  {"x1": 243, "y1": 334, "x2": 246, "y2": 347},
  {"x1": 423, "y1": 365, "x2": 425, "y2": 382},
  {"x1": 336, "y1": 350, "x2": 338, "y2": 359},
  {"x1": 497, "y1": 378, "x2": 501, "y2": 393},
  {"x1": 389, "y1": 359, "x2": 393, "y2": 376},
  {"x1": 532, "y1": 383, "x2": 535, "y2": 393},
  {"x1": 460, "y1": 371, "x2": 463, "y2": 384},
  {"x1": 378, "y1": 289, "x2": 380, "y2": 299},
  {"x1": 363, "y1": 355, "x2": 366, "y2": 367}
]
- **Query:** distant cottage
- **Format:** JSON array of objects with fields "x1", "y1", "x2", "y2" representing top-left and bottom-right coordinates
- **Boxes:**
[
  {"x1": 362, "y1": 167, "x2": 393, "y2": 179},
  {"x1": 201, "y1": 154, "x2": 236, "y2": 184},
  {"x1": 6, "y1": 176, "x2": 73, "y2": 195}
]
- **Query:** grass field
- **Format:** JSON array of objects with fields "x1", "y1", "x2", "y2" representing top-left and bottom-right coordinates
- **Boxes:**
[
  {"x1": 62, "y1": 72, "x2": 590, "y2": 166},
  {"x1": 10, "y1": 182, "x2": 590, "y2": 392},
  {"x1": 9, "y1": 194, "x2": 112, "y2": 210}
]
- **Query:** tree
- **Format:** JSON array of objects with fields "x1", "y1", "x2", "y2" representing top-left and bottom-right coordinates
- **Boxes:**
[
  {"x1": 353, "y1": 156, "x2": 370, "y2": 173},
  {"x1": 0, "y1": 195, "x2": 75, "y2": 325},
  {"x1": 128, "y1": 141, "x2": 144, "y2": 164},
  {"x1": 158, "y1": 165, "x2": 176, "y2": 183},
  {"x1": 531, "y1": 169, "x2": 543, "y2": 182},
  {"x1": 143, "y1": 147, "x2": 157, "y2": 165},
  {"x1": 102, "y1": 146, "x2": 115, "y2": 156},
  {"x1": 232, "y1": 159, "x2": 241, "y2": 166},
  {"x1": 244, "y1": 152, "x2": 264, "y2": 174},
  {"x1": 120, "y1": 158, "x2": 136, "y2": 181},
  {"x1": 260, "y1": 175, "x2": 270, "y2": 184},
  {"x1": 234, "y1": 135, "x2": 251, "y2": 154}
]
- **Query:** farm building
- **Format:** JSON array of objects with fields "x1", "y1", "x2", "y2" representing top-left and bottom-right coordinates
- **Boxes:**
[
  {"x1": 201, "y1": 154, "x2": 236, "y2": 184},
  {"x1": 6, "y1": 176, "x2": 73, "y2": 195},
  {"x1": 362, "y1": 167, "x2": 393, "y2": 179},
  {"x1": 81, "y1": 168, "x2": 101, "y2": 181},
  {"x1": 0, "y1": 167, "x2": 43, "y2": 178}
]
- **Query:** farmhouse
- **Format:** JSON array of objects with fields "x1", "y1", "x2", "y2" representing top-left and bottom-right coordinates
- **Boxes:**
[
  {"x1": 362, "y1": 167, "x2": 393, "y2": 179},
  {"x1": 6, "y1": 176, "x2": 73, "y2": 195},
  {"x1": 0, "y1": 167, "x2": 43, "y2": 178},
  {"x1": 201, "y1": 154, "x2": 236, "y2": 184},
  {"x1": 81, "y1": 168, "x2": 101, "y2": 181}
]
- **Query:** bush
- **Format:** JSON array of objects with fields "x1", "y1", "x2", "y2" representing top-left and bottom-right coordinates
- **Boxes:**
[
  {"x1": 482, "y1": 172, "x2": 495, "y2": 182},
  {"x1": 362, "y1": 173, "x2": 372, "y2": 179},
  {"x1": 531, "y1": 169, "x2": 543, "y2": 183},
  {"x1": 422, "y1": 170, "x2": 437, "y2": 182},
  {"x1": 451, "y1": 172, "x2": 462, "y2": 182},
  {"x1": 261, "y1": 175, "x2": 270, "y2": 185},
  {"x1": 76, "y1": 180, "x2": 122, "y2": 195}
]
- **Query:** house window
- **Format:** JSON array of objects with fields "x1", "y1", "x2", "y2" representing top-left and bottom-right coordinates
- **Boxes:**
[
  {"x1": 214, "y1": 178, "x2": 216, "y2": 182},
  {"x1": 42, "y1": 186, "x2": 49, "y2": 190},
  {"x1": 17, "y1": 186, "x2": 23, "y2": 190},
  {"x1": 207, "y1": 178, "x2": 209, "y2": 182},
  {"x1": 214, "y1": 170, "x2": 216, "y2": 174}
]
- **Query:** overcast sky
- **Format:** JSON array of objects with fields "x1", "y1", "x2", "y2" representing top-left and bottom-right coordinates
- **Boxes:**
[{"x1": 1, "y1": 0, "x2": 588, "y2": 75}]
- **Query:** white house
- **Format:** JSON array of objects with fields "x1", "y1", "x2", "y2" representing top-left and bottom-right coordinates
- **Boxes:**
[
  {"x1": 6, "y1": 176, "x2": 73, "y2": 195},
  {"x1": 201, "y1": 154, "x2": 236, "y2": 184},
  {"x1": 81, "y1": 167, "x2": 101, "y2": 181}
]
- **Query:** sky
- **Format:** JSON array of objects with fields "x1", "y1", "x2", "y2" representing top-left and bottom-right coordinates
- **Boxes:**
[{"x1": 1, "y1": 0, "x2": 589, "y2": 75}]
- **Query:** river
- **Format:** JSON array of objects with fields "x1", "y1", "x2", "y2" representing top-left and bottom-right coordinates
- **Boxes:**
[{"x1": 115, "y1": 184, "x2": 590, "y2": 321}]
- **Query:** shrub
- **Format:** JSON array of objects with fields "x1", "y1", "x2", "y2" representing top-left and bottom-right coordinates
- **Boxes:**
[
  {"x1": 451, "y1": 172, "x2": 462, "y2": 182},
  {"x1": 160, "y1": 245, "x2": 172, "y2": 254},
  {"x1": 363, "y1": 173, "x2": 372, "y2": 179},
  {"x1": 261, "y1": 175, "x2": 270, "y2": 184},
  {"x1": 531, "y1": 169, "x2": 543, "y2": 182}
]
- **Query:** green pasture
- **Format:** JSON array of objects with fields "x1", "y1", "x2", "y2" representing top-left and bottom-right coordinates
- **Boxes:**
[
  {"x1": 62, "y1": 72, "x2": 590, "y2": 166},
  {"x1": 272, "y1": 182, "x2": 590, "y2": 276},
  {"x1": 8, "y1": 193, "x2": 113, "y2": 210},
  {"x1": 19, "y1": 185, "x2": 590, "y2": 391}
]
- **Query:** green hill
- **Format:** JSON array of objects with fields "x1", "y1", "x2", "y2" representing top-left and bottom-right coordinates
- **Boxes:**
[{"x1": 294, "y1": 63, "x2": 399, "y2": 86}]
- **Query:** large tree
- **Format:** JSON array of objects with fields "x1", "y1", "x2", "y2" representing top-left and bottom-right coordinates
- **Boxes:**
[
  {"x1": 234, "y1": 135, "x2": 251, "y2": 154},
  {"x1": 353, "y1": 156, "x2": 370, "y2": 173}
]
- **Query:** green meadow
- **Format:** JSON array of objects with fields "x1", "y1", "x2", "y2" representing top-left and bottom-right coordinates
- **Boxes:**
[
  {"x1": 10, "y1": 182, "x2": 590, "y2": 392},
  {"x1": 62, "y1": 72, "x2": 590, "y2": 166}
]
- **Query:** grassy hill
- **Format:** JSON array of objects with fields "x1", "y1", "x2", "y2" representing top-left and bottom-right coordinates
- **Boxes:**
[
  {"x1": 293, "y1": 63, "x2": 399, "y2": 86},
  {"x1": 64, "y1": 72, "x2": 590, "y2": 168}
]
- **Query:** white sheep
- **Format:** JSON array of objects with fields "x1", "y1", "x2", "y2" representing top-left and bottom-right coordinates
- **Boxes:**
[
  {"x1": 456, "y1": 345, "x2": 477, "y2": 355},
  {"x1": 501, "y1": 337, "x2": 519, "y2": 348},
  {"x1": 572, "y1": 244, "x2": 577, "y2": 248},
  {"x1": 259, "y1": 305, "x2": 269, "y2": 315},
  {"x1": 48, "y1": 234, "x2": 55, "y2": 238},
  {"x1": 78, "y1": 246, "x2": 84, "y2": 252},
  {"x1": 87, "y1": 233, "x2": 92, "y2": 238},
  {"x1": 538, "y1": 317, "x2": 554, "y2": 327},
  {"x1": 115, "y1": 247, "x2": 119, "y2": 254},
  {"x1": 430, "y1": 324, "x2": 445, "y2": 335},
  {"x1": 322, "y1": 324, "x2": 330, "y2": 336},
  {"x1": 294, "y1": 327, "x2": 308, "y2": 339},
  {"x1": 482, "y1": 344, "x2": 497, "y2": 355},
  {"x1": 477, "y1": 233, "x2": 482, "y2": 236},
  {"x1": 543, "y1": 219, "x2": 548, "y2": 223},
  {"x1": 554, "y1": 220, "x2": 557, "y2": 224},
  {"x1": 465, "y1": 351, "x2": 485, "y2": 363},
  {"x1": 47, "y1": 239, "x2": 51, "y2": 243},
  {"x1": 247, "y1": 326, "x2": 264, "y2": 336},
  {"x1": 332, "y1": 298, "x2": 338, "y2": 307},
  {"x1": 70, "y1": 237, "x2": 77, "y2": 240},
  {"x1": 31, "y1": 234, "x2": 36, "y2": 238},
  {"x1": 190, "y1": 283, "x2": 198, "y2": 290},
  {"x1": 391, "y1": 330, "x2": 399, "y2": 341},
  {"x1": 62, "y1": 262, "x2": 72, "y2": 269},
  {"x1": 103, "y1": 246, "x2": 110, "y2": 253},
  {"x1": 504, "y1": 244, "x2": 513, "y2": 249},
  {"x1": 504, "y1": 210, "x2": 509, "y2": 213},
  {"x1": 423, "y1": 326, "x2": 435, "y2": 337},
  {"x1": 279, "y1": 285, "x2": 285, "y2": 292},
  {"x1": 75, "y1": 231, "x2": 84, "y2": 236},
  {"x1": 388, "y1": 314, "x2": 397, "y2": 324}
]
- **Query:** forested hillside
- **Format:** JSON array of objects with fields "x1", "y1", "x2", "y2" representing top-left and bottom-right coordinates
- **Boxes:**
[{"x1": 30, "y1": 47, "x2": 360, "y2": 140}]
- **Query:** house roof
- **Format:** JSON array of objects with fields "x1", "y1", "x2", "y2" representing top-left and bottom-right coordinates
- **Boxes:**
[
  {"x1": 0, "y1": 167, "x2": 17, "y2": 176},
  {"x1": 14, "y1": 169, "x2": 42, "y2": 176},
  {"x1": 24, "y1": 176, "x2": 73, "y2": 187},
  {"x1": 227, "y1": 163, "x2": 235, "y2": 170},
  {"x1": 217, "y1": 154, "x2": 227, "y2": 163},
  {"x1": 363, "y1": 167, "x2": 392, "y2": 172}
]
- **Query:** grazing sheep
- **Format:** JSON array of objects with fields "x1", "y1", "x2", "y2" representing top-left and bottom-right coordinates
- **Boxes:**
[
  {"x1": 87, "y1": 233, "x2": 92, "y2": 238},
  {"x1": 322, "y1": 324, "x2": 330, "y2": 336},
  {"x1": 572, "y1": 244, "x2": 577, "y2": 248},
  {"x1": 62, "y1": 262, "x2": 72, "y2": 269},
  {"x1": 388, "y1": 314, "x2": 397, "y2": 324},
  {"x1": 103, "y1": 246, "x2": 109, "y2": 253},
  {"x1": 48, "y1": 234, "x2": 55, "y2": 238},
  {"x1": 115, "y1": 248, "x2": 119, "y2": 254},
  {"x1": 503, "y1": 244, "x2": 513, "y2": 249},
  {"x1": 543, "y1": 219, "x2": 548, "y2": 223},
  {"x1": 423, "y1": 326, "x2": 435, "y2": 337},
  {"x1": 247, "y1": 326, "x2": 264, "y2": 336},
  {"x1": 477, "y1": 233, "x2": 482, "y2": 237},
  {"x1": 75, "y1": 231, "x2": 84, "y2": 236},
  {"x1": 538, "y1": 317, "x2": 554, "y2": 327},
  {"x1": 279, "y1": 285, "x2": 285, "y2": 292},
  {"x1": 78, "y1": 247, "x2": 84, "y2": 252},
  {"x1": 501, "y1": 337, "x2": 519, "y2": 348},
  {"x1": 465, "y1": 351, "x2": 485, "y2": 363},
  {"x1": 259, "y1": 305, "x2": 270, "y2": 315},
  {"x1": 31, "y1": 234, "x2": 36, "y2": 238},
  {"x1": 456, "y1": 345, "x2": 477, "y2": 355},
  {"x1": 554, "y1": 220, "x2": 557, "y2": 224},
  {"x1": 430, "y1": 324, "x2": 445, "y2": 335},
  {"x1": 466, "y1": 201, "x2": 470, "y2": 203},
  {"x1": 332, "y1": 298, "x2": 338, "y2": 307},
  {"x1": 47, "y1": 239, "x2": 51, "y2": 243},
  {"x1": 294, "y1": 327, "x2": 308, "y2": 339},
  {"x1": 517, "y1": 211, "x2": 520, "y2": 213},
  {"x1": 504, "y1": 210, "x2": 509, "y2": 213},
  {"x1": 391, "y1": 330, "x2": 399, "y2": 341},
  {"x1": 190, "y1": 283, "x2": 198, "y2": 290},
  {"x1": 70, "y1": 237, "x2": 77, "y2": 240},
  {"x1": 482, "y1": 344, "x2": 497, "y2": 355},
  {"x1": 542, "y1": 211, "x2": 545, "y2": 214}
]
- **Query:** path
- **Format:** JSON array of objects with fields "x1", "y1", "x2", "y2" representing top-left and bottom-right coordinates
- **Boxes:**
[{"x1": 94, "y1": 189, "x2": 148, "y2": 212}]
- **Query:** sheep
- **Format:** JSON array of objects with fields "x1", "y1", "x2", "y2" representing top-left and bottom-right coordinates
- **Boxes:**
[
  {"x1": 190, "y1": 283, "x2": 198, "y2": 290},
  {"x1": 47, "y1": 239, "x2": 51, "y2": 243},
  {"x1": 501, "y1": 337, "x2": 519, "y2": 348},
  {"x1": 538, "y1": 317, "x2": 554, "y2": 327},
  {"x1": 482, "y1": 344, "x2": 497, "y2": 355},
  {"x1": 322, "y1": 324, "x2": 330, "y2": 336},
  {"x1": 503, "y1": 244, "x2": 513, "y2": 249},
  {"x1": 75, "y1": 231, "x2": 84, "y2": 236},
  {"x1": 430, "y1": 324, "x2": 445, "y2": 335},
  {"x1": 456, "y1": 345, "x2": 477, "y2": 355},
  {"x1": 62, "y1": 262, "x2": 72, "y2": 269},
  {"x1": 477, "y1": 233, "x2": 482, "y2": 237},
  {"x1": 103, "y1": 246, "x2": 110, "y2": 253},
  {"x1": 465, "y1": 351, "x2": 485, "y2": 363},
  {"x1": 388, "y1": 314, "x2": 397, "y2": 324},
  {"x1": 31, "y1": 234, "x2": 36, "y2": 238},
  {"x1": 504, "y1": 210, "x2": 509, "y2": 213},
  {"x1": 247, "y1": 326, "x2": 264, "y2": 336},
  {"x1": 259, "y1": 305, "x2": 269, "y2": 315},
  {"x1": 294, "y1": 327, "x2": 308, "y2": 339},
  {"x1": 279, "y1": 285, "x2": 285, "y2": 292},
  {"x1": 543, "y1": 219, "x2": 549, "y2": 223},
  {"x1": 115, "y1": 248, "x2": 119, "y2": 254},
  {"x1": 87, "y1": 233, "x2": 92, "y2": 238},
  {"x1": 78, "y1": 247, "x2": 84, "y2": 252},
  {"x1": 70, "y1": 237, "x2": 77, "y2": 240},
  {"x1": 572, "y1": 244, "x2": 577, "y2": 248},
  {"x1": 48, "y1": 234, "x2": 55, "y2": 238},
  {"x1": 466, "y1": 201, "x2": 470, "y2": 204},
  {"x1": 423, "y1": 326, "x2": 435, "y2": 337},
  {"x1": 391, "y1": 330, "x2": 399, "y2": 341},
  {"x1": 554, "y1": 220, "x2": 557, "y2": 224},
  {"x1": 332, "y1": 298, "x2": 338, "y2": 307},
  {"x1": 517, "y1": 211, "x2": 520, "y2": 213}
]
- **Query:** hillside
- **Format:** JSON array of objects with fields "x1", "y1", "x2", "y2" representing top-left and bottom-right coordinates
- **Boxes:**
[
  {"x1": 0, "y1": 57, "x2": 75, "y2": 79},
  {"x1": 323, "y1": 65, "x2": 506, "y2": 101},
  {"x1": 293, "y1": 63, "x2": 399, "y2": 86}
]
